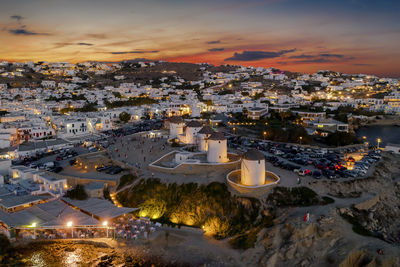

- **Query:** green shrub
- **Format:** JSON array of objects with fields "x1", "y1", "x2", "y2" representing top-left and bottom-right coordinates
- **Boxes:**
[{"x1": 116, "y1": 179, "x2": 261, "y2": 239}]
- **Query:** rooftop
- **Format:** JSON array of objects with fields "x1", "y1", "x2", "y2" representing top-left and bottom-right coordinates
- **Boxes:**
[
  {"x1": 208, "y1": 132, "x2": 226, "y2": 141},
  {"x1": 169, "y1": 116, "x2": 183, "y2": 124},
  {"x1": 243, "y1": 149, "x2": 265, "y2": 160},
  {"x1": 62, "y1": 197, "x2": 138, "y2": 219},
  {"x1": 186, "y1": 120, "x2": 203, "y2": 128},
  {"x1": 0, "y1": 199, "x2": 98, "y2": 228},
  {"x1": 0, "y1": 194, "x2": 50, "y2": 209},
  {"x1": 198, "y1": 126, "x2": 215, "y2": 135}
]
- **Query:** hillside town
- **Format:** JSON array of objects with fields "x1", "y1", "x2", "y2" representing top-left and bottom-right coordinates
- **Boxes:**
[{"x1": 0, "y1": 60, "x2": 400, "y2": 266}]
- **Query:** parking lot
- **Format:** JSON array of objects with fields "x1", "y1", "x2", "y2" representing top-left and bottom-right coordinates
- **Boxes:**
[
  {"x1": 228, "y1": 136, "x2": 382, "y2": 180},
  {"x1": 12, "y1": 145, "x2": 91, "y2": 173}
]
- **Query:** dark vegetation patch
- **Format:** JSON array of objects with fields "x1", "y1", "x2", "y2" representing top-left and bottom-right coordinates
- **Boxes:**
[
  {"x1": 117, "y1": 174, "x2": 138, "y2": 190},
  {"x1": 266, "y1": 186, "x2": 334, "y2": 207},
  {"x1": 117, "y1": 179, "x2": 266, "y2": 239}
]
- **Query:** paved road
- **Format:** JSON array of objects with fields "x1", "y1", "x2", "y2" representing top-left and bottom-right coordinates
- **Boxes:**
[{"x1": 28, "y1": 146, "x2": 90, "y2": 168}]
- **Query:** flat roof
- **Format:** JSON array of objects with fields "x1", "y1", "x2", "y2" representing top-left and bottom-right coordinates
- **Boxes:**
[
  {"x1": 18, "y1": 139, "x2": 70, "y2": 152},
  {"x1": 0, "y1": 194, "x2": 50, "y2": 209},
  {"x1": 62, "y1": 197, "x2": 138, "y2": 219},
  {"x1": 85, "y1": 182, "x2": 105, "y2": 190},
  {"x1": 0, "y1": 199, "x2": 98, "y2": 228}
]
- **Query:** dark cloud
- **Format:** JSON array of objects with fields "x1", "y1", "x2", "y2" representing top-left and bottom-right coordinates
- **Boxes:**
[
  {"x1": 10, "y1": 15, "x2": 24, "y2": 23},
  {"x1": 8, "y1": 28, "x2": 49, "y2": 36},
  {"x1": 353, "y1": 63, "x2": 372, "y2": 66},
  {"x1": 289, "y1": 54, "x2": 315, "y2": 59},
  {"x1": 294, "y1": 58, "x2": 333, "y2": 63},
  {"x1": 54, "y1": 42, "x2": 94, "y2": 48},
  {"x1": 225, "y1": 49, "x2": 296, "y2": 61},
  {"x1": 110, "y1": 50, "x2": 159, "y2": 55},
  {"x1": 208, "y1": 48, "x2": 224, "y2": 52},
  {"x1": 206, "y1": 40, "x2": 221, "y2": 44},
  {"x1": 319, "y1": 53, "x2": 345, "y2": 58},
  {"x1": 77, "y1": 42, "x2": 94, "y2": 46},
  {"x1": 288, "y1": 53, "x2": 355, "y2": 63},
  {"x1": 85, "y1": 33, "x2": 108, "y2": 39},
  {"x1": 290, "y1": 53, "x2": 346, "y2": 59}
]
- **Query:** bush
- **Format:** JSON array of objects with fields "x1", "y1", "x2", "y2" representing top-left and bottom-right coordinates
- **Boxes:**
[
  {"x1": 139, "y1": 198, "x2": 167, "y2": 219},
  {"x1": 64, "y1": 184, "x2": 88, "y2": 200},
  {"x1": 266, "y1": 186, "x2": 332, "y2": 207},
  {"x1": 116, "y1": 179, "x2": 261, "y2": 239},
  {"x1": 203, "y1": 216, "x2": 230, "y2": 239},
  {"x1": 0, "y1": 234, "x2": 23, "y2": 265},
  {"x1": 322, "y1": 196, "x2": 335, "y2": 204},
  {"x1": 0, "y1": 234, "x2": 11, "y2": 255},
  {"x1": 229, "y1": 229, "x2": 259, "y2": 249},
  {"x1": 119, "y1": 111, "x2": 131, "y2": 123},
  {"x1": 171, "y1": 139, "x2": 180, "y2": 147},
  {"x1": 103, "y1": 186, "x2": 111, "y2": 200},
  {"x1": 340, "y1": 213, "x2": 373, "y2": 237},
  {"x1": 325, "y1": 132, "x2": 361, "y2": 147},
  {"x1": 117, "y1": 174, "x2": 137, "y2": 190}
]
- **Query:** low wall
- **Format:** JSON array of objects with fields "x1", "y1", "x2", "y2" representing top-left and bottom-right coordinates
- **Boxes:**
[
  {"x1": 226, "y1": 170, "x2": 280, "y2": 197},
  {"x1": 148, "y1": 151, "x2": 241, "y2": 175},
  {"x1": 47, "y1": 171, "x2": 117, "y2": 187}
]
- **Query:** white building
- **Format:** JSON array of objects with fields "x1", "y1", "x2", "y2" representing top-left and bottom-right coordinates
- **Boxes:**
[
  {"x1": 197, "y1": 126, "x2": 214, "y2": 152},
  {"x1": 169, "y1": 116, "x2": 185, "y2": 139},
  {"x1": 241, "y1": 149, "x2": 265, "y2": 186},
  {"x1": 183, "y1": 120, "x2": 203, "y2": 144},
  {"x1": 207, "y1": 132, "x2": 228, "y2": 163}
]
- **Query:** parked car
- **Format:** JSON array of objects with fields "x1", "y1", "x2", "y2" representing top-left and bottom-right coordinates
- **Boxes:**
[
  {"x1": 312, "y1": 170, "x2": 322, "y2": 179},
  {"x1": 43, "y1": 161, "x2": 55, "y2": 168},
  {"x1": 96, "y1": 165, "x2": 107, "y2": 171},
  {"x1": 109, "y1": 167, "x2": 123, "y2": 174},
  {"x1": 52, "y1": 166, "x2": 63, "y2": 173}
]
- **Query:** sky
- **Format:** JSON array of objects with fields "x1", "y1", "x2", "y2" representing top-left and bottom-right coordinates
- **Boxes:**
[{"x1": 1, "y1": 0, "x2": 399, "y2": 77}]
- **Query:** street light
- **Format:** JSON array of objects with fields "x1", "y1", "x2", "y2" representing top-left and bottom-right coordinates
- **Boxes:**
[
  {"x1": 263, "y1": 131, "x2": 267, "y2": 140},
  {"x1": 67, "y1": 221, "x2": 73, "y2": 238},
  {"x1": 103, "y1": 221, "x2": 109, "y2": 237},
  {"x1": 30, "y1": 222, "x2": 37, "y2": 240},
  {"x1": 377, "y1": 138, "x2": 381, "y2": 149},
  {"x1": 299, "y1": 136, "x2": 303, "y2": 145}
]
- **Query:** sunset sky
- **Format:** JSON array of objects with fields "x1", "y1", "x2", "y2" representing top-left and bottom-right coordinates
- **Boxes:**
[{"x1": 1, "y1": 0, "x2": 399, "y2": 77}]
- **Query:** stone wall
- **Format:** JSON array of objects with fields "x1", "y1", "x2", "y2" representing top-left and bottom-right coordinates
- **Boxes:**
[{"x1": 149, "y1": 160, "x2": 240, "y2": 175}]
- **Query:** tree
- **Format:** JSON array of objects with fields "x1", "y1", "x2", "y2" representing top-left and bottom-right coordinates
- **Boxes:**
[
  {"x1": 119, "y1": 111, "x2": 131, "y2": 123},
  {"x1": 0, "y1": 234, "x2": 11, "y2": 255},
  {"x1": 325, "y1": 132, "x2": 361, "y2": 147},
  {"x1": 112, "y1": 92, "x2": 122, "y2": 98},
  {"x1": 64, "y1": 184, "x2": 88, "y2": 200}
]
